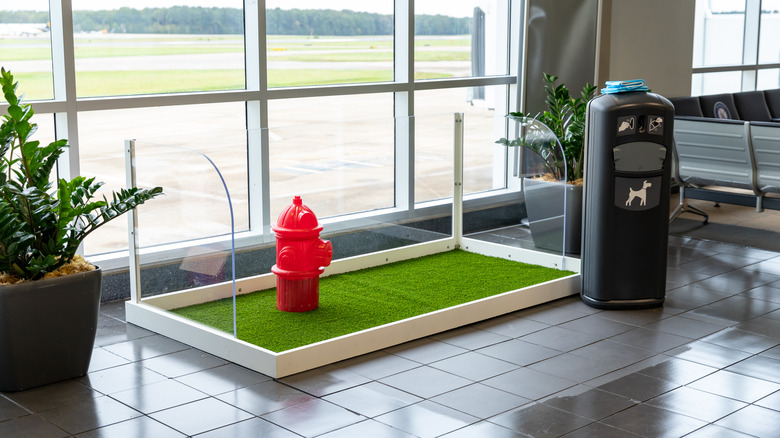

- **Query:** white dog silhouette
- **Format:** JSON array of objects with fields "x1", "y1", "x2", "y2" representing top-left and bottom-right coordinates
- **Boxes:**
[{"x1": 626, "y1": 180, "x2": 652, "y2": 207}]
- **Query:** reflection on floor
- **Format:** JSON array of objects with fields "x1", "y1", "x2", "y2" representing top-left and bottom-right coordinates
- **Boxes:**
[{"x1": 2, "y1": 230, "x2": 780, "y2": 437}]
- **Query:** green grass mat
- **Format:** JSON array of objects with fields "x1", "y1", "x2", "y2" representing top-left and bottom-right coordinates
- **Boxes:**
[{"x1": 172, "y1": 250, "x2": 574, "y2": 352}]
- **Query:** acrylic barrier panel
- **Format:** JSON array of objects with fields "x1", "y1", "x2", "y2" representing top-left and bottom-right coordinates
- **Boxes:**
[
  {"x1": 468, "y1": 116, "x2": 569, "y2": 261},
  {"x1": 128, "y1": 139, "x2": 237, "y2": 304}
]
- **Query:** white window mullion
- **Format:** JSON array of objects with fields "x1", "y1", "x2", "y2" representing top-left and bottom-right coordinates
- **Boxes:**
[
  {"x1": 245, "y1": 0, "x2": 271, "y2": 233},
  {"x1": 394, "y1": 0, "x2": 415, "y2": 210},
  {"x1": 49, "y1": 0, "x2": 79, "y2": 181},
  {"x1": 742, "y1": 0, "x2": 761, "y2": 90}
]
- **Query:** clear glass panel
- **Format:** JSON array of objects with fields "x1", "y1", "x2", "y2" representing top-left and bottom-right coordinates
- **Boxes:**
[
  {"x1": 0, "y1": 0, "x2": 54, "y2": 100},
  {"x1": 414, "y1": 0, "x2": 507, "y2": 80},
  {"x1": 265, "y1": 1, "x2": 394, "y2": 87},
  {"x1": 693, "y1": 0, "x2": 746, "y2": 68},
  {"x1": 691, "y1": 71, "x2": 743, "y2": 95},
  {"x1": 469, "y1": 116, "x2": 567, "y2": 261},
  {"x1": 415, "y1": 87, "x2": 506, "y2": 203},
  {"x1": 267, "y1": 94, "x2": 394, "y2": 218},
  {"x1": 758, "y1": 0, "x2": 780, "y2": 64},
  {"x1": 130, "y1": 139, "x2": 238, "y2": 340},
  {"x1": 757, "y1": 68, "x2": 780, "y2": 90},
  {"x1": 70, "y1": 0, "x2": 245, "y2": 97},
  {"x1": 79, "y1": 102, "x2": 249, "y2": 256}
]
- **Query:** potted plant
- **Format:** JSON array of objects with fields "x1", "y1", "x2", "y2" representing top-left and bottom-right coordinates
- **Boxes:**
[
  {"x1": 497, "y1": 73, "x2": 597, "y2": 254},
  {"x1": 0, "y1": 68, "x2": 163, "y2": 391}
]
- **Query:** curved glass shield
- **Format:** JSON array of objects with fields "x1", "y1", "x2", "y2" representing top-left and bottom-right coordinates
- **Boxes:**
[
  {"x1": 127, "y1": 138, "x2": 238, "y2": 335},
  {"x1": 507, "y1": 116, "x2": 569, "y2": 265}
]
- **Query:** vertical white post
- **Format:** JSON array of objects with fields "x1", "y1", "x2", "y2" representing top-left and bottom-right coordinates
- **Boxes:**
[
  {"x1": 453, "y1": 113, "x2": 464, "y2": 246},
  {"x1": 125, "y1": 140, "x2": 141, "y2": 303}
]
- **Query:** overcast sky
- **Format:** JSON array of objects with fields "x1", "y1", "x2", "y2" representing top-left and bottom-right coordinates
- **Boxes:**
[{"x1": 12, "y1": 0, "x2": 477, "y2": 17}]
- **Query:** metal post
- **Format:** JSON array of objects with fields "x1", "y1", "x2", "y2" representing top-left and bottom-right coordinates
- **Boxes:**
[
  {"x1": 125, "y1": 140, "x2": 142, "y2": 303},
  {"x1": 453, "y1": 113, "x2": 464, "y2": 246}
]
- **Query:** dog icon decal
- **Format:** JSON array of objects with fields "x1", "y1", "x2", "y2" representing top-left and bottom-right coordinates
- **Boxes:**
[{"x1": 626, "y1": 180, "x2": 652, "y2": 207}]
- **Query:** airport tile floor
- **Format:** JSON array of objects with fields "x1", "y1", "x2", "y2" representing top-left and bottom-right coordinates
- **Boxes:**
[{"x1": 3, "y1": 234, "x2": 780, "y2": 437}]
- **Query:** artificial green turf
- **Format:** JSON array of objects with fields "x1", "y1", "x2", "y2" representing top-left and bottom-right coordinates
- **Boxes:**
[{"x1": 172, "y1": 250, "x2": 574, "y2": 352}]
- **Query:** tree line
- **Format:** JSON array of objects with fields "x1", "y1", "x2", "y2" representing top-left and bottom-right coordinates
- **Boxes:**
[{"x1": 1, "y1": 7, "x2": 471, "y2": 36}]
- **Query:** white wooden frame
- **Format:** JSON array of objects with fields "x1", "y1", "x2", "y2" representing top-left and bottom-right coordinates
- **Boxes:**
[{"x1": 125, "y1": 113, "x2": 580, "y2": 378}]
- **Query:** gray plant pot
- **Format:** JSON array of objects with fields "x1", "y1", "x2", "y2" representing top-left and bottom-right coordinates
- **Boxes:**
[
  {"x1": 0, "y1": 267, "x2": 102, "y2": 391},
  {"x1": 523, "y1": 178, "x2": 583, "y2": 254}
]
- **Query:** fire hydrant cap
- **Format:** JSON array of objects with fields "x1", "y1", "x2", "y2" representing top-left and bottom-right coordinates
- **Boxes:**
[{"x1": 274, "y1": 196, "x2": 322, "y2": 234}]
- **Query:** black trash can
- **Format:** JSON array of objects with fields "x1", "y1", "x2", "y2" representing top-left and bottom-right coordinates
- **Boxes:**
[{"x1": 581, "y1": 91, "x2": 674, "y2": 309}]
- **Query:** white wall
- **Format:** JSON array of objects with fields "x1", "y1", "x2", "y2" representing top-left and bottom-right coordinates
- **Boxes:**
[{"x1": 598, "y1": 0, "x2": 696, "y2": 98}]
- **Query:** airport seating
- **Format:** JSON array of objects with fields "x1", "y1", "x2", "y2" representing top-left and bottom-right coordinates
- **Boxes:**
[{"x1": 668, "y1": 89, "x2": 780, "y2": 218}]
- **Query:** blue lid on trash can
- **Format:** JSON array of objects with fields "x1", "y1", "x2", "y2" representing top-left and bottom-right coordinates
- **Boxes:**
[{"x1": 601, "y1": 79, "x2": 648, "y2": 94}]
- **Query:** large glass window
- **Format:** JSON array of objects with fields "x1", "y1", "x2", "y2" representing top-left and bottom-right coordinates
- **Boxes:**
[
  {"x1": 265, "y1": 1, "x2": 394, "y2": 87},
  {"x1": 78, "y1": 103, "x2": 249, "y2": 255},
  {"x1": 268, "y1": 94, "x2": 395, "y2": 218},
  {"x1": 1, "y1": 1, "x2": 518, "y2": 266},
  {"x1": 692, "y1": 0, "x2": 780, "y2": 93},
  {"x1": 0, "y1": 0, "x2": 54, "y2": 100},
  {"x1": 414, "y1": 0, "x2": 506, "y2": 80},
  {"x1": 71, "y1": 0, "x2": 245, "y2": 97}
]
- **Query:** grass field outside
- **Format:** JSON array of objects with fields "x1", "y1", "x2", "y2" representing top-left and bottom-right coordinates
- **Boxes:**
[{"x1": 172, "y1": 250, "x2": 575, "y2": 353}]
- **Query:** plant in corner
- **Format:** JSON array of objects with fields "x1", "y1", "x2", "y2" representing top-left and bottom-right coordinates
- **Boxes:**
[
  {"x1": 0, "y1": 68, "x2": 163, "y2": 391},
  {"x1": 496, "y1": 73, "x2": 597, "y2": 253}
]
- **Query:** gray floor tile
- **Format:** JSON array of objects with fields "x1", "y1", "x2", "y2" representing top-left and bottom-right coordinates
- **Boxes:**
[
  {"x1": 560, "y1": 421, "x2": 643, "y2": 437},
  {"x1": 280, "y1": 364, "x2": 371, "y2": 397},
  {"x1": 430, "y1": 383, "x2": 530, "y2": 418},
  {"x1": 699, "y1": 327, "x2": 780, "y2": 354},
  {"x1": 688, "y1": 370, "x2": 780, "y2": 403},
  {"x1": 596, "y1": 372, "x2": 679, "y2": 402},
  {"x1": 102, "y1": 334, "x2": 190, "y2": 362},
  {"x1": 318, "y1": 419, "x2": 417, "y2": 437},
  {"x1": 39, "y1": 395, "x2": 143, "y2": 435},
  {"x1": 76, "y1": 416, "x2": 186, "y2": 438},
  {"x1": 724, "y1": 354, "x2": 780, "y2": 384},
  {"x1": 110, "y1": 378, "x2": 208, "y2": 414},
  {"x1": 643, "y1": 315, "x2": 727, "y2": 339},
  {"x1": 334, "y1": 351, "x2": 420, "y2": 380},
  {"x1": 78, "y1": 363, "x2": 167, "y2": 395},
  {"x1": 635, "y1": 356, "x2": 718, "y2": 385},
  {"x1": 216, "y1": 380, "x2": 315, "y2": 416},
  {"x1": 3, "y1": 380, "x2": 99, "y2": 412},
  {"x1": 736, "y1": 315, "x2": 780, "y2": 338},
  {"x1": 429, "y1": 351, "x2": 517, "y2": 381},
  {"x1": 0, "y1": 414, "x2": 70, "y2": 438},
  {"x1": 385, "y1": 338, "x2": 468, "y2": 364},
  {"x1": 374, "y1": 400, "x2": 478, "y2": 438},
  {"x1": 646, "y1": 386, "x2": 747, "y2": 422},
  {"x1": 323, "y1": 381, "x2": 422, "y2": 418},
  {"x1": 175, "y1": 363, "x2": 270, "y2": 396},
  {"x1": 610, "y1": 327, "x2": 693, "y2": 353},
  {"x1": 519, "y1": 325, "x2": 603, "y2": 352},
  {"x1": 489, "y1": 402, "x2": 592, "y2": 437},
  {"x1": 472, "y1": 314, "x2": 550, "y2": 338},
  {"x1": 665, "y1": 340, "x2": 752, "y2": 368},
  {"x1": 541, "y1": 385, "x2": 636, "y2": 421},
  {"x1": 378, "y1": 366, "x2": 471, "y2": 399},
  {"x1": 689, "y1": 295, "x2": 780, "y2": 323},
  {"x1": 260, "y1": 398, "x2": 365, "y2": 437},
  {"x1": 140, "y1": 349, "x2": 227, "y2": 378},
  {"x1": 558, "y1": 314, "x2": 637, "y2": 338},
  {"x1": 755, "y1": 389, "x2": 780, "y2": 411},
  {"x1": 431, "y1": 326, "x2": 511, "y2": 350},
  {"x1": 482, "y1": 367, "x2": 575, "y2": 400},
  {"x1": 194, "y1": 417, "x2": 300, "y2": 438},
  {"x1": 683, "y1": 424, "x2": 756, "y2": 438},
  {"x1": 0, "y1": 394, "x2": 29, "y2": 422},
  {"x1": 601, "y1": 403, "x2": 707, "y2": 438},
  {"x1": 440, "y1": 420, "x2": 528, "y2": 437},
  {"x1": 715, "y1": 405, "x2": 780, "y2": 438},
  {"x1": 87, "y1": 348, "x2": 132, "y2": 372},
  {"x1": 149, "y1": 397, "x2": 253, "y2": 436},
  {"x1": 475, "y1": 338, "x2": 561, "y2": 366}
]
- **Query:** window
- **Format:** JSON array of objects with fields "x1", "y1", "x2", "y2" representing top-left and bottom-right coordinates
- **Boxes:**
[
  {"x1": 692, "y1": 0, "x2": 780, "y2": 94},
  {"x1": 1, "y1": 0, "x2": 520, "y2": 267}
]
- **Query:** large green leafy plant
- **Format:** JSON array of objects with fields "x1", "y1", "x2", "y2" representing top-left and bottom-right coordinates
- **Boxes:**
[
  {"x1": 497, "y1": 73, "x2": 597, "y2": 183},
  {"x1": 0, "y1": 68, "x2": 163, "y2": 281}
]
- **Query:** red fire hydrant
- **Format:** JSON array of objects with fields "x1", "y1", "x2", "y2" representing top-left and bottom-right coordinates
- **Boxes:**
[{"x1": 272, "y1": 196, "x2": 333, "y2": 312}]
